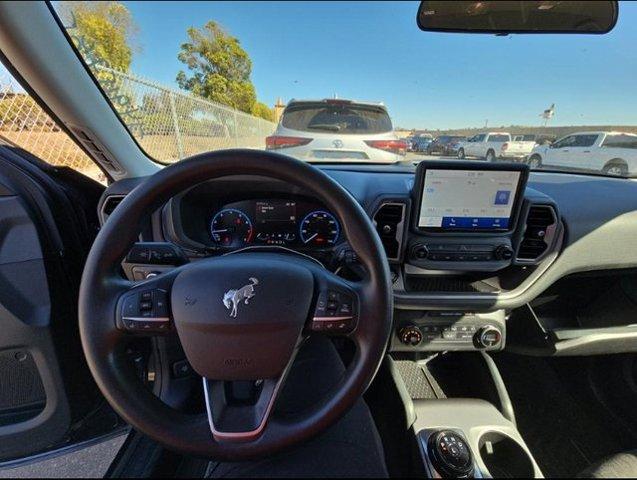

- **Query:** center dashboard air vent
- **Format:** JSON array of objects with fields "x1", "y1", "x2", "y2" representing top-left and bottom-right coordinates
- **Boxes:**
[
  {"x1": 373, "y1": 202, "x2": 406, "y2": 261},
  {"x1": 517, "y1": 205, "x2": 558, "y2": 261}
]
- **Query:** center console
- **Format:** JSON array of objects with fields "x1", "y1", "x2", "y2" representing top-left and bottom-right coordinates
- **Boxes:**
[
  {"x1": 388, "y1": 162, "x2": 532, "y2": 354},
  {"x1": 414, "y1": 399, "x2": 542, "y2": 478}
]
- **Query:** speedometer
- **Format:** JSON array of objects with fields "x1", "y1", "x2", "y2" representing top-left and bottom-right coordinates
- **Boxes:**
[
  {"x1": 299, "y1": 211, "x2": 340, "y2": 247},
  {"x1": 210, "y1": 209, "x2": 253, "y2": 247}
]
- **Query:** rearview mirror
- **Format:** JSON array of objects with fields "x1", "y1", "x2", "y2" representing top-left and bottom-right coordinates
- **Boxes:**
[{"x1": 417, "y1": 1, "x2": 618, "y2": 34}]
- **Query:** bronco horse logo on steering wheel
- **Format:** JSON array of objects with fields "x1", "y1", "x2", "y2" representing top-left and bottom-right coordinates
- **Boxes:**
[{"x1": 222, "y1": 277, "x2": 259, "y2": 318}]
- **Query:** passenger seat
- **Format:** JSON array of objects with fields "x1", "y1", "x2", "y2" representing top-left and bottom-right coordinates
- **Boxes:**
[{"x1": 578, "y1": 451, "x2": 637, "y2": 478}]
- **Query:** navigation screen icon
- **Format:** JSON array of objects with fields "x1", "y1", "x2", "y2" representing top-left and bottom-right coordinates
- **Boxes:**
[{"x1": 494, "y1": 190, "x2": 511, "y2": 205}]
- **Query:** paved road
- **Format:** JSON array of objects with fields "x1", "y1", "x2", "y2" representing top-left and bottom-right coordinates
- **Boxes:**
[{"x1": 0, "y1": 434, "x2": 127, "y2": 479}]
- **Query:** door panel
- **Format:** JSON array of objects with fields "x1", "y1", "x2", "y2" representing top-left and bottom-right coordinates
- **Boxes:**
[
  {"x1": 0, "y1": 186, "x2": 70, "y2": 460},
  {"x1": 0, "y1": 145, "x2": 111, "y2": 463}
]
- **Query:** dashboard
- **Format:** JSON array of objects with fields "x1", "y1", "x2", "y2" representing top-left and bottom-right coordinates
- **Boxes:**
[{"x1": 100, "y1": 161, "x2": 637, "y2": 356}]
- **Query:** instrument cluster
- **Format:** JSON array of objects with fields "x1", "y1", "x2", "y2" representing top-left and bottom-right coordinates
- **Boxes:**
[{"x1": 208, "y1": 198, "x2": 341, "y2": 250}]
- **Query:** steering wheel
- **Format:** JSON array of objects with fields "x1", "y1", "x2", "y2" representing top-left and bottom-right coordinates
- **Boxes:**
[{"x1": 79, "y1": 149, "x2": 393, "y2": 460}]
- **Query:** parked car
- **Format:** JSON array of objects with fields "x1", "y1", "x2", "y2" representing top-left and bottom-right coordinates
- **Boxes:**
[
  {"x1": 457, "y1": 132, "x2": 536, "y2": 161},
  {"x1": 527, "y1": 131, "x2": 637, "y2": 176},
  {"x1": 427, "y1": 135, "x2": 466, "y2": 155},
  {"x1": 513, "y1": 134, "x2": 555, "y2": 146},
  {"x1": 266, "y1": 99, "x2": 406, "y2": 162},
  {"x1": 410, "y1": 136, "x2": 433, "y2": 152}
]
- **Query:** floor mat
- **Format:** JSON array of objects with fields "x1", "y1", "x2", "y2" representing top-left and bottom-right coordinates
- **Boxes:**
[{"x1": 493, "y1": 353, "x2": 637, "y2": 478}]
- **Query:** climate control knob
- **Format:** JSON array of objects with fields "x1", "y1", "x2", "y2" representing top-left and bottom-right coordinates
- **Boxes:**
[
  {"x1": 475, "y1": 326, "x2": 502, "y2": 348},
  {"x1": 399, "y1": 326, "x2": 423, "y2": 346}
]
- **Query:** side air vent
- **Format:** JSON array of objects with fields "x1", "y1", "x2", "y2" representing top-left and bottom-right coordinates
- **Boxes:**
[
  {"x1": 70, "y1": 127, "x2": 123, "y2": 173},
  {"x1": 517, "y1": 205, "x2": 558, "y2": 261},
  {"x1": 373, "y1": 202, "x2": 406, "y2": 261},
  {"x1": 100, "y1": 195, "x2": 125, "y2": 224}
]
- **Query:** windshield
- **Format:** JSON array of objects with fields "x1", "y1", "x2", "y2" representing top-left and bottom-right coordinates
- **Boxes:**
[{"x1": 52, "y1": 1, "x2": 637, "y2": 177}]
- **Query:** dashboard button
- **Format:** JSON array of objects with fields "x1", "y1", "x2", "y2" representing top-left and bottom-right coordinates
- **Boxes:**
[{"x1": 412, "y1": 244, "x2": 428, "y2": 259}]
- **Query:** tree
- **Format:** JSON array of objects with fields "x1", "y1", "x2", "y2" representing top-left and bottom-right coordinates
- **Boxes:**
[
  {"x1": 251, "y1": 102, "x2": 274, "y2": 122},
  {"x1": 58, "y1": 1, "x2": 138, "y2": 71},
  {"x1": 176, "y1": 21, "x2": 258, "y2": 114}
]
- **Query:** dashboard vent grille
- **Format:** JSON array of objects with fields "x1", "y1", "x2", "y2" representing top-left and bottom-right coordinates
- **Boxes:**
[
  {"x1": 100, "y1": 195, "x2": 125, "y2": 224},
  {"x1": 373, "y1": 202, "x2": 406, "y2": 261},
  {"x1": 517, "y1": 205, "x2": 557, "y2": 261}
]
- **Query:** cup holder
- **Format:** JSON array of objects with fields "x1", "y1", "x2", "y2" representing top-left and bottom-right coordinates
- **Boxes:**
[{"x1": 478, "y1": 431, "x2": 535, "y2": 478}]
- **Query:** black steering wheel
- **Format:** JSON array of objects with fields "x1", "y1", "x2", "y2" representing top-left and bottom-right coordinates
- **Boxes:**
[{"x1": 79, "y1": 149, "x2": 393, "y2": 460}]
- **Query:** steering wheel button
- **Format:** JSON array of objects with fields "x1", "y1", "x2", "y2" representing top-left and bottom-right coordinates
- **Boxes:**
[
  {"x1": 328, "y1": 291, "x2": 339, "y2": 301},
  {"x1": 338, "y1": 303, "x2": 352, "y2": 314},
  {"x1": 122, "y1": 296, "x2": 139, "y2": 317},
  {"x1": 311, "y1": 321, "x2": 325, "y2": 331},
  {"x1": 153, "y1": 290, "x2": 169, "y2": 316}
]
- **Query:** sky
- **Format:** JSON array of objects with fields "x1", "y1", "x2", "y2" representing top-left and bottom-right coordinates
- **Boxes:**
[{"x1": 7, "y1": 1, "x2": 637, "y2": 130}]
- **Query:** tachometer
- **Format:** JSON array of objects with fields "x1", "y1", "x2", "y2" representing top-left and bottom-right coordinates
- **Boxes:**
[
  {"x1": 300, "y1": 210, "x2": 340, "y2": 247},
  {"x1": 210, "y1": 209, "x2": 253, "y2": 247}
]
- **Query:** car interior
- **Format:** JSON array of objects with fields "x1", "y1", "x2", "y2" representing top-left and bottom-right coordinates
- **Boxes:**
[{"x1": 0, "y1": 1, "x2": 636, "y2": 478}]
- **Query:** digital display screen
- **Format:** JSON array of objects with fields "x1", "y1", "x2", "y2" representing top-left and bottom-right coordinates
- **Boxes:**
[
  {"x1": 255, "y1": 200, "x2": 297, "y2": 224},
  {"x1": 418, "y1": 169, "x2": 521, "y2": 231}
]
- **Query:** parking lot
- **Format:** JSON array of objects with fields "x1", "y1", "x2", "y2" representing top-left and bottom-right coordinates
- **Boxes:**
[{"x1": 401, "y1": 152, "x2": 461, "y2": 165}]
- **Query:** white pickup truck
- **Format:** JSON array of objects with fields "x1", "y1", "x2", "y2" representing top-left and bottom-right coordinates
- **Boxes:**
[
  {"x1": 457, "y1": 132, "x2": 536, "y2": 162},
  {"x1": 527, "y1": 131, "x2": 637, "y2": 176}
]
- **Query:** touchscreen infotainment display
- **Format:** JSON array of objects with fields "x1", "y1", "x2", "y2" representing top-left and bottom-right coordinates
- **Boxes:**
[{"x1": 418, "y1": 169, "x2": 522, "y2": 231}]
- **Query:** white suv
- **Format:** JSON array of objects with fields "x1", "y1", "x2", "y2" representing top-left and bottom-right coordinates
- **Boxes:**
[
  {"x1": 266, "y1": 99, "x2": 406, "y2": 163},
  {"x1": 527, "y1": 131, "x2": 637, "y2": 176}
]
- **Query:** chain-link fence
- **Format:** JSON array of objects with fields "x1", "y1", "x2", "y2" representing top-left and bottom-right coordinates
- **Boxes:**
[
  {"x1": 93, "y1": 65, "x2": 277, "y2": 163},
  {"x1": 0, "y1": 69, "x2": 105, "y2": 183},
  {"x1": 0, "y1": 64, "x2": 277, "y2": 183}
]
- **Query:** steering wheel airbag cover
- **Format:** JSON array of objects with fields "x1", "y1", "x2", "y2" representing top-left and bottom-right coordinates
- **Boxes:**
[{"x1": 172, "y1": 254, "x2": 314, "y2": 380}]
